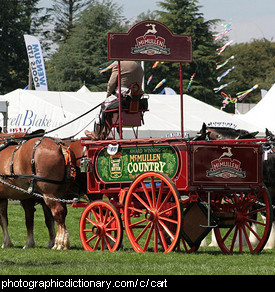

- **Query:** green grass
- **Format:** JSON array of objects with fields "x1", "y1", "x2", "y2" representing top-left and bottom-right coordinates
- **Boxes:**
[{"x1": 0, "y1": 202, "x2": 274, "y2": 275}]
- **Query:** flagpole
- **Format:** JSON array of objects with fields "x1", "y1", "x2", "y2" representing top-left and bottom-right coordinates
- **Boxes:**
[{"x1": 28, "y1": 64, "x2": 32, "y2": 90}]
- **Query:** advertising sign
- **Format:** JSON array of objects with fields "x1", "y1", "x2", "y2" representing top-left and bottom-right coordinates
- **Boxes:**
[
  {"x1": 108, "y1": 20, "x2": 192, "y2": 62},
  {"x1": 96, "y1": 145, "x2": 179, "y2": 183},
  {"x1": 24, "y1": 35, "x2": 48, "y2": 91}
]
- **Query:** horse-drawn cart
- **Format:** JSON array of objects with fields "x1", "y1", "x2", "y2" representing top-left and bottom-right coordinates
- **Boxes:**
[{"x1": 72, "y1": 21, "x2": 273, "y2": 253}]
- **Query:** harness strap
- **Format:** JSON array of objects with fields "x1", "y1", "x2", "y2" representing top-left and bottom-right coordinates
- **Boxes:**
[
  {"x1": 8, "y1": 136, "x2": 66, "y2": 194},
  {"x1": 0, "y1": 173, "x2": 65, "y2": 185}
]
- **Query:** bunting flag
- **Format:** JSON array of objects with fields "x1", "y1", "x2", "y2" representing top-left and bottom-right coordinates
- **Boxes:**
[
  {"x1": 216, "y1": 56, "x2": 234, "y2": 70},
  {"x1": 152, "y1": 61, "x2": 160, "y2": 68},
  {"x1": 153, "y1": 79, "x2": 166, "y2": 92},
  {"x1": 219, "y1": 84, "x2": 259, "y2": 110},
  {"x1": 217, "y1": 66, "x2": 235, "y2": 82},
  {"x1": 236, "y1": 84, "x2": 259, "y2": 101},
  {"x1": 217, "y1": 40, "x2": 234, "y2": 55},
  {"x1": 213, "y1": 23, "x2": 232, "y2": 40},
  {"x1": 152, "y1": 61, "x2": 164, "y2": 69},
  {"x1": 187, "y1": 73, "x2": 196, "y2": 91},
  {"x1": 147, "y1": 75, "x2": 153, "y2": 85},
  {"x1": 213, "y1": 81, "x2": 235, "y2": 93},
  {"x1": 99, "y1": 61, "x2": 118, "y2": 74}
]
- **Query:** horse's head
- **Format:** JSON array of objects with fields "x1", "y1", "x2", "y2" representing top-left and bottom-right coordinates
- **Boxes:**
[
  {"x1": 198, "y1": 123, "x2": 258, "y2": 141},
  {"x1": 266, "y1": 128, "x2": 275, "y2": 141}
]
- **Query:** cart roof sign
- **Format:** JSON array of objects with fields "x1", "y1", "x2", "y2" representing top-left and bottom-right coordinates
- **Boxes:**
[{"x1": 107, "y1": 20, "x2": 192, "y2": 62}]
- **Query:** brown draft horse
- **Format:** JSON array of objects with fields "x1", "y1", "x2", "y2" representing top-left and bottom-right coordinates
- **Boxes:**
[
  {"x1": 197, "y1": 123, "x2": 275, "y2": 249},
  {"x1": 0, "y1": 136, "x2": 75, "y2": 250},
  {"x1": 0, "y1": 130, "x2": 55, "y2": 249}
]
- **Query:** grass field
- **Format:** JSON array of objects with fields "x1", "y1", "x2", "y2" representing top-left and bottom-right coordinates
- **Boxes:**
[{"x1": 0, "y1": 202, "x2": 274, "y2": 275}]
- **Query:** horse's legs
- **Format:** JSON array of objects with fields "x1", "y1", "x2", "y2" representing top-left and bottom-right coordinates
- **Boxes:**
[
  {"x1": 20, "y1": 199, "x2": 36, "y2": 248},
  {"x1": 41, "y1": 202, "x2": 56, "y2": 248},
  {"x1": 0, "y1": 199, "x2": 13, "y2": 248},
  {"x1": 44, "y1": 198, "x2": 69, "y2": 250}
]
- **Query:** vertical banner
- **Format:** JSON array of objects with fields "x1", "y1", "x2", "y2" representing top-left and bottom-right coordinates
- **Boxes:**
[{"x1": 24, "y1": 35, "x2": 48, "y2": 91}]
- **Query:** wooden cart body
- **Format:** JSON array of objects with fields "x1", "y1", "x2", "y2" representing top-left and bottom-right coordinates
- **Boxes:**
[{"x1": 72, "y1": 21, "x2": 273, "y2": 253}]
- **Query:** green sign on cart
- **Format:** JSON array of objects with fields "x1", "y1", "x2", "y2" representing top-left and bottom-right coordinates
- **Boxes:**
[{"x1": 96, "y1": 145, "x2": 179, "y2": 183}]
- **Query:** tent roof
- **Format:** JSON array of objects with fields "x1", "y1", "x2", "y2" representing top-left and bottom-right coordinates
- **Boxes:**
[
  {"x1": 77, "y1": 85, "x2": 91, "y2": 93},
  {"x1": 0, "y1": 89, "x2": 262, "y2": 139},
  {"x1": 239, "y1": 84, "x2": 275, "y2": 133}
]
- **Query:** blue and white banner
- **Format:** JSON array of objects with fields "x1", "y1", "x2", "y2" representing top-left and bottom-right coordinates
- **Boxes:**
[{"x1": 24, "y1": 35, "x2": 48, "y2": 91}]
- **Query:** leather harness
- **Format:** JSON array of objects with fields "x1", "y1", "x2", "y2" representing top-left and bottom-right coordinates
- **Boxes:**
[{"x1": 0, "y1": 136, "x2": 70, "y2": 194}]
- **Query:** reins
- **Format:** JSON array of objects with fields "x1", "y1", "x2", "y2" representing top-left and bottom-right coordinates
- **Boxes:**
[
  {"x1": 45, "y1": 102, "x2": 102, "y2": 135},
  {"x1": 0, "y1": 102, "x2": 102, "y2": 143}
]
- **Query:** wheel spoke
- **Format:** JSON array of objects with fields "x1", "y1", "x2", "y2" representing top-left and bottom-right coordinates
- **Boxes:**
[
  {"x1": 221, "y1": 226, "x2": 234, "y2": 243},
  {"x1": 86, "y1": 216, "x2": 96, "y2": 226},
  {"x1": 140, "y1": 181, "x2": 153, "y2": 208},
  {"x1": 135, "y1": 221, "x2": 152, "y2": 243},
  {"x1": 157, "y1": 222, "x2": 168, "y2": 251},
  {"x1": 91, "y1": 209, "x2": 100, "y2": 223},
  {"x1": 103, "y1": 209, "x2": 110, "y2": 225},
  {"x1": 143, "y1": 222, "x2": 154, "y2": 251},
  {"x1": 246, "y1": 217, "x2": 266, "y2": 227},
  {"x1": 241, "y1": 224, "x2": 254, "y2": 252},
  {"x1": 244, "y1": 221, "x2": 261, "y2": 241},
  {"x1": 151, "y1": 176, "x2": 157, "y2": 208},
  {"x1": 159, "y1": 204, "x2": 177, "y2": 216},
  {"x1": 129, "y1": 218, "x2": 147, "y2": 228},
  {"x1": 158, "y1": 191, "x2": 172, "y2": 212},
  {"x1": 238, "y1": 227, "x2": 243, "y2": 253},
  {"x1": 154, "y1": 223, "x2": 158, "y2": 252},
  {"x1": 85, "y1": 234, "x2": 97, "y2": 244},
  {"x1": 230, "y1": 226, "x2": 239, "y2": 253},
  {"x1": 127, "y1": 206, "x2": 147, "y2": 215},
  {"x1": 158, "y1": 219, "x2": 175, "y2": 241},
  {"x1": 159, "y1": 215, "x2": 178, "y2": 225},
  {"x1": 132, "y1": 192, "x2": 151, "y2": 211},
  {"x1": 156, "y1": 180, "x2": 164, "y2": 208}
]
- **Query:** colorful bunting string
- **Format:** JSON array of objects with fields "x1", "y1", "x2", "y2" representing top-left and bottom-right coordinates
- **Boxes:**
[
  {"x1": 147, "y1": 75, "x2": 153, "y2": 85},
  {"x1": 99, "y1": 61, "x2": 118, "y2": 74},
  {"x1": 217, "y1": 40, "x2": 234, "y2": 55},
  {"x1": 236, "y1": 84, "x2": 259, "y2": 101},
  {"x1": 217, "y1": 66, "x2": 235, "y2": 82},
  {"x1": 187, "y1": 73, "x2": 196, "y2": 91},
  {"x1": 153, "y1": 79, "x2": 166, "y2": 92},
  {"x1": 213, "y1": 23, "x2": 232, "y2": 40},
  {"x1": 216, "y1": 56, "x2": 234, "y2": 70},
  {"x1": 213, "y1": 81, "x2": 235, "y2": 93}
]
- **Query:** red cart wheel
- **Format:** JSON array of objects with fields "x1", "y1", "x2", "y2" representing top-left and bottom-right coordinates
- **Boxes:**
[
  {"x1": 124, "y1": 172, "x2": 183, "y2": 253},
  {"x1": 79, "y1": 200, "x2": 123, "y2": 251},
  {"x1": 214, "y1": 186, "x2": 273, "y2": 254}
]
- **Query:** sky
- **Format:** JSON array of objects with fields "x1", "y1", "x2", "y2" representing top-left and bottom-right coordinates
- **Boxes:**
[{"x1": 39, "y1": 0, "x2": 275, "y2": 43}]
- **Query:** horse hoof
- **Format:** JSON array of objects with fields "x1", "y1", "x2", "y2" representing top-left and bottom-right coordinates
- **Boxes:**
[
  {"x1": 2, "y1": 242, "x2": 14, "y2": 248},
  {"x1": 23, "y1": 244, "x2": 35, "y2": 249}
]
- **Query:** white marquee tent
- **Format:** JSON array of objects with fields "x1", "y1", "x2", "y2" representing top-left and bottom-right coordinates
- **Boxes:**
[
  {"x1": 0, "y1": 88, "x2": 263, "y2": 139},
  {"x1": 238, "y1": 84, "x2": 275, "y2": 134}
]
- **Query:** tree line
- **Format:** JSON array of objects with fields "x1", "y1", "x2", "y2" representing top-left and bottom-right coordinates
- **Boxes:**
[{"x1": 0, "y1": 0, "x2": 274, "y2": 111}]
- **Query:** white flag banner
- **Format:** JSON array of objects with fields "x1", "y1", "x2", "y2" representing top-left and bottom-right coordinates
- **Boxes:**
[{"x1": 24, "y1": 35, "x2": 48, "y2": 91}]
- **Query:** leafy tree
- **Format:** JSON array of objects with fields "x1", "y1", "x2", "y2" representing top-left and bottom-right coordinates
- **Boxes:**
[
  {"x1": 47, "y1": 0, "x2": 129, "y2": 91},
  {"x1": 0, "y1": 0, "x2": 44, "y2": 94},
  {"x1": 52, "y1": 0, "x2": 88, "y2": 43},
  {"x1": 142, "y1": 0, "x2": 222, "y2": 107}
]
